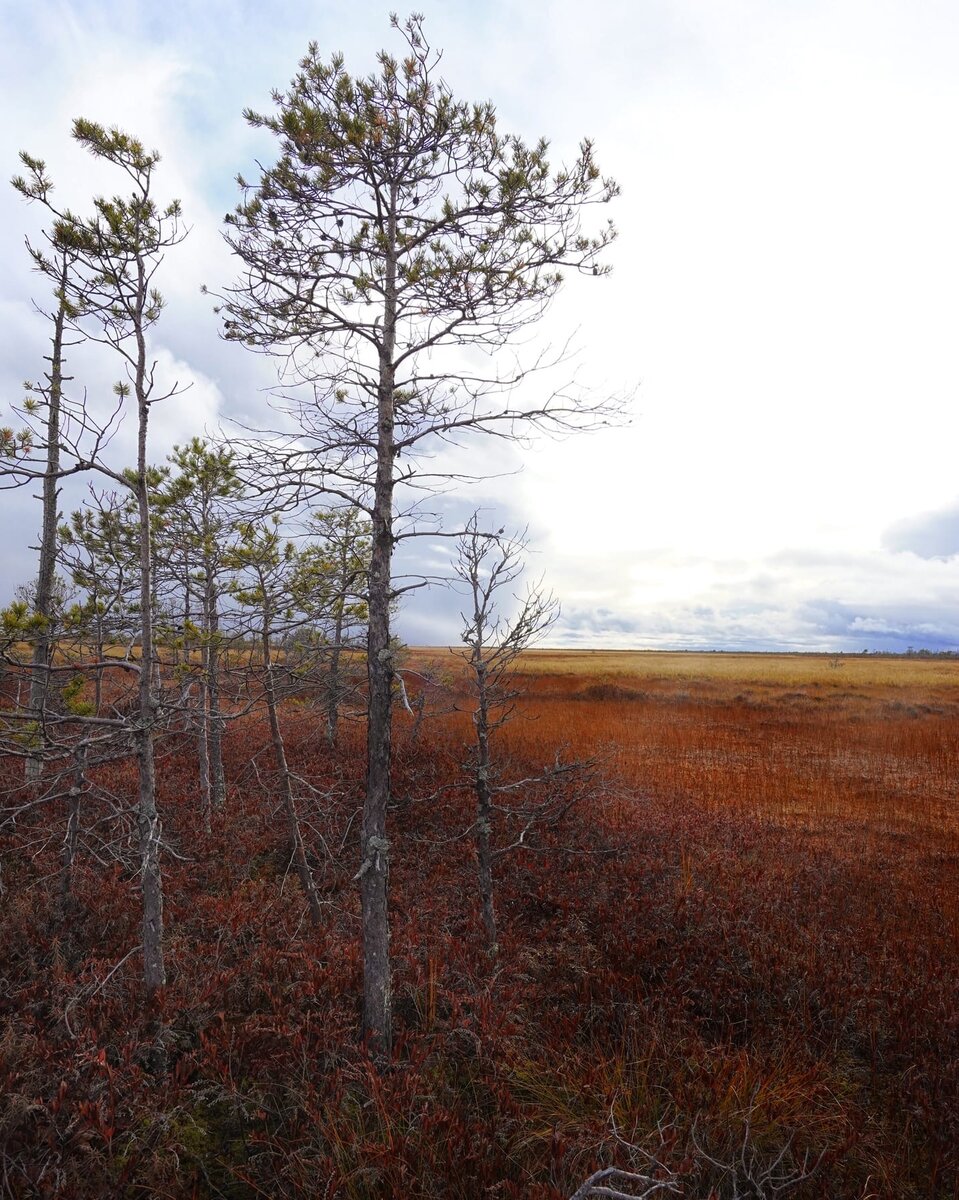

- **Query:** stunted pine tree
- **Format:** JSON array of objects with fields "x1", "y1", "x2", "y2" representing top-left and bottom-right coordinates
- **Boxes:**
[
  {"x1": 58, "y1": 492, "x2": 141, "y2": 712},
  {"x1": 219, "y1": 13, "x2": 619, "y2": 1053},
  {"x1": 228, "y1": 519, "x2": 325, "y2": 926},
  {"x1": 7, "y1": 175, "x2": 112, "y2": 779},
  {"x1": 292, "y1": 507, "x2": 371, "y2": 746},
  {"x1": 156, "y1": 439, "x2": 246, "y2": 822},
  {"x1": 10, "y1": 244, "x2": 74, "y2": 781},
  {"x1": 10, "y1": 121, "x2": 186, "y2": 994}
]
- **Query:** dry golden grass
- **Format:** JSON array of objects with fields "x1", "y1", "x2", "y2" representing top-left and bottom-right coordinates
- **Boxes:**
[{"x1": 416, "y1": 645, "x2": 959, "y2": 689}]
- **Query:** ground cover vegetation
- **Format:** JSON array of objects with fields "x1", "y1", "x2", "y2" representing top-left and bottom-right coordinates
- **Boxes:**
[
  {"x1": 1, "y1": 13, "x2": 956, "y2": 1200},
  {"x1": 0, "y1": 651, "x2": 956, "y2": 1197}
]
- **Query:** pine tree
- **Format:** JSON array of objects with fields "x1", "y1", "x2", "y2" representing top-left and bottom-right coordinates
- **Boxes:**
[
  {"x1": 13, "y1": 120, "x2": 187, "y2": 994},
  {"x1": 219, "y1": 14, "x2": 619, "y2": 1052},
  {"x1": 157, "y1": 439, "x2": 246, "y2": 823}
]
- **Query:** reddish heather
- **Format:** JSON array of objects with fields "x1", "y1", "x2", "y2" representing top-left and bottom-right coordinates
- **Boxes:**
[{"x1": 1, "y1": 652, "x2": 956, "y2": 1198}]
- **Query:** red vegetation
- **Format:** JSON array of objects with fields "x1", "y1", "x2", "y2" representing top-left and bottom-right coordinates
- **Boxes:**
[{"x1": 1, "y1": 654, "x2": 956, "y2": 1198}]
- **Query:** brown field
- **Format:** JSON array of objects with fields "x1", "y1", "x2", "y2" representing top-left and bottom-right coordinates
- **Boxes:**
[
  {"x1": 2, "y1": 648, "x2": 957, "y2": 1197},
  {"x1": 406, "y1": 647, "x2": 959, "y2": 1194},
  {"x1": 415, "y1": 646, "x2": 959, "y2": 836}
]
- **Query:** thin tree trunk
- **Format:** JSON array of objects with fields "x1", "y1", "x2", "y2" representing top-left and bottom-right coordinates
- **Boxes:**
[
  {"x1": 326, "y1": 605, "x2": 344, "y2": 746},
  {"x1": 137, "y1": 542, "x2": 165, "y2": 993},
  {"x1": 207, "y1": 600, "x2": 226, "y2": 809},
  {"x1": 474, "y1": 662, "x2": 498, "y2": 954},
  {"x1": 93, "y1": 616, "x2": 104, "y2": 716},
  {"x1": 134, "y1": 298, "x2": 165, "y2": 996},
  {"x1": 262, "y1": 610, "x2": 322, "y2": 926},
  {"x1": 361, "y1": 181, "x2": 398, "y2": 1057},
  {"x1": 59, "y1": 743, "x2": 86, "y2": 914},
  {"x1": 363, "y1": 504, "x2": 393, "y2": 1053},
  {"x1": 197, "y1": 677, "x2": 211, "y2": 831},
  {"x1": 185, "y1": 574, "x2": 213, "y2": 826},
  {"x1": 26, "y1": 256, "x2": 68, "y2": 783}
]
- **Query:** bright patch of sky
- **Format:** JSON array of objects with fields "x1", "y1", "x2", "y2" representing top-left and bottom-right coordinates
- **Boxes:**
[{"x1": 2, "y1": 0, "x2": 958, "y2": 650}]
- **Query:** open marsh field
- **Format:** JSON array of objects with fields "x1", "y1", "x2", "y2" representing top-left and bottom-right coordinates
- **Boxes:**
[
  {"x1": 509, "y1": 648, "x2": 959, "y2": 688},
  {"x1": 2, "y1": 648, "x2": 957, "y2": 1196},
  {"x1": 417, "y1": 646, "x2": 959, "y2": 838},
  {"x1": 405, "y1": 647, "x2": 959, "y2": 1195}
]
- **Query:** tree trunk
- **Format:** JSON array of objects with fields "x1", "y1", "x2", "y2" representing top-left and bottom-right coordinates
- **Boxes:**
[
  {"x1": 26, "y1": 256, "x2": 67, "y2": 783},
  {"x1": 185, "y1": 578, "x2": 213, "y2": 827},
  {"x1": 361, "y1": 181, "x2": 398, "y2": 1057},
  {"x1": 262, "y1": 610, "x2": 323, "y2": 926},
  {"x1": 474, "y1": 662, "x2": 498, "y2": 952},
  {"x1": 207, "y1": 607, "x2": 226, "y2": 809},
  {"x1": 201, "y1": 533, "x2": 226, "y2": 811},
  {"x1": 326, "y1": 604, "x2": 344, "y2": 746},
  {"x1": 197, "y1": 677, "x2": 212, "y2": 832},
  {"x1": 59, "y1": 743, "x2": 86, "y2": 915},
  {"x1": 93, "y1": 614, "x2": 104, "y2": 716},
  {"x1": 134, "y1": 300, "x2": 165, "y2": 996},
  {"x1": 137, "y1": 548, "x2": 165, "y2": 992}
]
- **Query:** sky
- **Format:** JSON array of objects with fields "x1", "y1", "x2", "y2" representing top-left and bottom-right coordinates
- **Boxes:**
[{"x1": 2, "y1": 0, "x2": 959, "y2": 651}]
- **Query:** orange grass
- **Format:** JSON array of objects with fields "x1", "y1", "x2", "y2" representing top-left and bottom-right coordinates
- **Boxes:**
[
  {"x1": 2, "y1": 648, "x2": 957, "y2": 1197},
  {"x1": 412, "y1": 647, "x2": 959, "y2": 838},
  {"x1": 406, "y1": 647, "x2": 959, "y2": 1194}
]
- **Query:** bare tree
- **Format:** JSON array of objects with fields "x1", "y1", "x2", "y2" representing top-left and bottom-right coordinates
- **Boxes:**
[
  {"x1": 13, "y1": 247, "x2": 78, "y2": 781},
  {"x1": 455, "y1": 516, "x2": 559, "y2": 952},
  {"x1": 218, "y1": 13, "x2": 620, "y2": 1053},
  {"x1": 451, "y1": 517, "x2": 602, "y2": 959},
  {"x1": 3, "y1": 184, "x2": 117, "y2": 782}
]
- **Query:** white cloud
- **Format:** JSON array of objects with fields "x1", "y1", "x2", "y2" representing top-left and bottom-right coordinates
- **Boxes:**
[
  {"x1": 3, "y1": 1, "x2": 959, "y2": 650},
  {"x1": 144, "y1": 348, "x2": 225, "y2": 456}
]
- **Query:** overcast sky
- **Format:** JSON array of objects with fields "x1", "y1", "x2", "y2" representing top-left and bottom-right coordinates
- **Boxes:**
[{"x1": 3, "y1": 0, "x2": 959, "y2": 651}]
